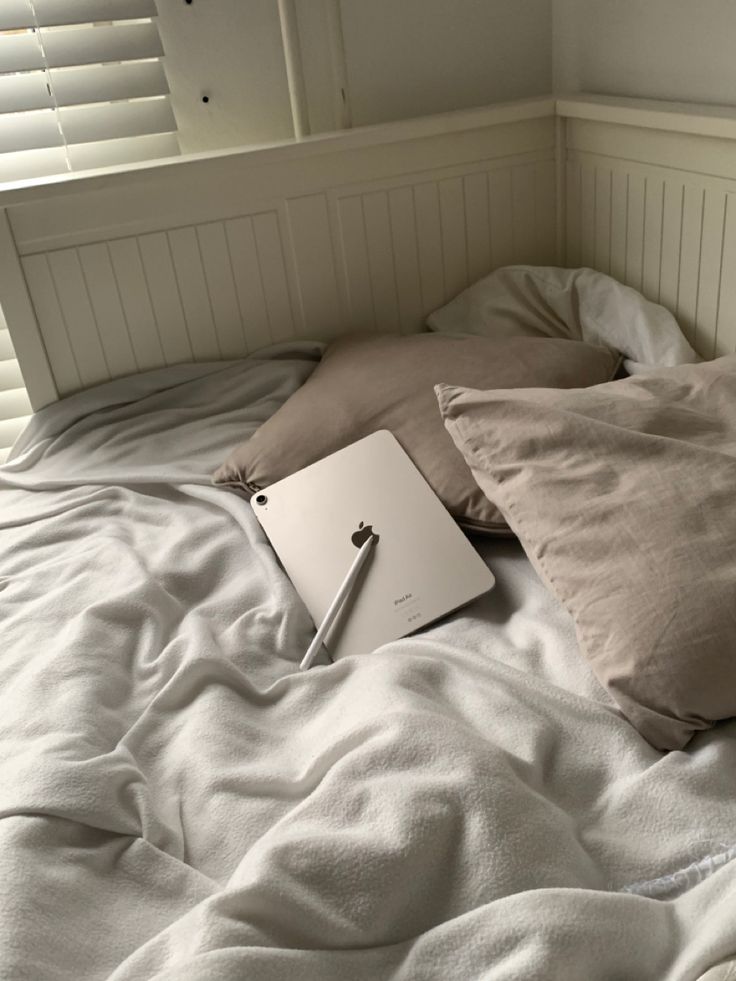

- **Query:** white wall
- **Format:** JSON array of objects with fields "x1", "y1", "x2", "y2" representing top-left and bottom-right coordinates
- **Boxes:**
[
  {"x1": 553, "y1": 0, "x2": 736, "y2": 105},
  {"x1": 157, "y1": 0, "x2": 736, "y2": 153},
  {"x1": 329, "y1": 0, "x2": 552, "y2": 127},
  {"x1": 156, "y1": 0, "x2": 553, "y2": 151},
  {"x1": 155, "y1": 0, "x2": 294, "y2": 153}
]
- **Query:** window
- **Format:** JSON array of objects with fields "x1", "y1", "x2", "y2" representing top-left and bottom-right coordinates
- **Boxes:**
[{"x1": 0, "y1": 0, "x2": 179, "y2": 183}]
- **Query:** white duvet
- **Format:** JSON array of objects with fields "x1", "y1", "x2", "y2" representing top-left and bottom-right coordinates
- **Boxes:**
[{"x1": 1, "y1": 346, "x2": 736, "y2": 981}]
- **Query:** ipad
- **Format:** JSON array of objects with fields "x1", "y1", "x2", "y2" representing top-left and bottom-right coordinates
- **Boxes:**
[{"x1": 251, "y1": 430, "x2": 494, "y2": 660}]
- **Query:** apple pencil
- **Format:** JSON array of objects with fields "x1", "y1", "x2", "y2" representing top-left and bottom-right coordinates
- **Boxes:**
[{"x1": 299, "y1": 534, "x2": 376, "y2": 672}]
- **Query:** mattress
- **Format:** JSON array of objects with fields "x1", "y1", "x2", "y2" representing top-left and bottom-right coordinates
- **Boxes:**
[{"x1": 1, "y1": 345, "x2": 736, "y2": 981}]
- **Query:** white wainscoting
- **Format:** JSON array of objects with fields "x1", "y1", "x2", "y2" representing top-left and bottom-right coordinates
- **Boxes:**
[
  {"x1": 0, "y1": 100, "x2": 557, "y2": 403},
  {"x1": 16, "y1": 158, "x2": 556, "y2": 398},
  {"x1": 7, "y1": 94, "x2": 736, "y2": 407},
  {"x1": 561, "y1": 102, "x2": 736, "y2": 360},
  {"x1": 332, "y1": 160, "x2": 555, "y2": 333}
]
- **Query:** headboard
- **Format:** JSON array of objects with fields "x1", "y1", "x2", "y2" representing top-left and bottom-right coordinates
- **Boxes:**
[
  {"x1": 0, "y1": 98, "x2": 558, "y2": 409},
  {"x1": 559, "y1": 95, "x2": 736, "y2": 361},
  {"x1": 3, "y1": 93, "x2": 736, "y2": 411}
]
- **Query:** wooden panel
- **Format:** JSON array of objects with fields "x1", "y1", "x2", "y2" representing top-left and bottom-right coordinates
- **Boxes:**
[
  {"x1": 19, "y1": 88, "x2": 736, "y2": 398},
  {"x1": 387, "y1": 185, "x2": 423, "y2": 332},
  {"x1": 136, "y1": 232, "x2": 192, "y2": 365},
  {"x1": 252, "y1": 212, "x2": 295, "y2": 342},
  {"x1": 107, "y1": 238, "x2": 165, "y2": 370},
  {"x1": 22, "y1": 253, "x2": 80, "y2": 395},
  {"x1": 564, "y1": 107, "x2": 736, "y2": 347},
  {"x1": 225, "y1": 216, "x2": 271, "y2": 353},
  {"x1": 197, "y1": 222, "x2": 246, "y2": 359},
  {"x1": 25, "y1": 134, "x2": 736, "y2": 401},
  {"x1": 609, "y1": 171, "x2": 628, "y2": 284},
  {"x1": 464, "y1": 171, "x2": 491, "y2": 285},
  {"x1": 534, "y1": 160, "x2": 557, "y2": 265},
  {"x1": 337, "y1": 194, "x2": 374, "y2": 330},
  {"x1": 565, "y1": 159, "x2": 582, "y2": 268},
  {"x1": 566, "y1": 116, "x2": 736, "y2": 186},
  {"x1": 438, "y1": 177, "x2": 468, "y2": 300},
  {"x1": 0, "y1": 102, "x2": 556, "y2": 401},
  {"x1": 715, "y1": 194, "x2": 736, "y2": 356},
  {"x1": 168, "y1": 227, "x2": 220, "y2": 361},
  {"x1": 676, "y1": 185, "x2": 705, "y2": 344},
  {"x1": 47, "y1": 249, "x2": 109, "y2": 387},
  {"x1": 8, "y1": 133, "x2": 557, "y2": 397},
  {"x1": 0, "y1": 211, "x2": 57, "y2": 409},
  {"x1": 696, "y1": 189, "x2": 727, "y2": 357},
  {"x1": 362, "y1": 190, "x2": 400, "y2": 332},
  {"x1": 594, "y1": 167, "x2": 611, "y2": 275},
  {"x1": 488, "y1": 168, "x2": 514, "y2": 269},
  {"x1": 659, "y1": 181, "x2": 684, "y2": 316},
  {"x1": 579, "y1": 164, "x2": 596, "y2": 267},
  {"x1": 625, "y1": 173, "x2": 646, "y2": 292},
  {"x1": 327, "y1": 157, "x2": 555, "y2": 337},
  {"x1": 642, "y1": 176, "x2": 664, "y2": 302},
  {"x1": 413, "y1": 181, "x2": 445, "y2": 315},
  {"x1": 511, "y1": 165, "x2": 536, "y2": 265},
  {"x1": 7, "y1": 113, "x2": 554, "y2": 255},
  {"x1": 77, "y1": 243, "x2": 138, "y2": 377},
  {"x1": 565, "y1": 145, "x2": 736, "y2": 358},
  {"x1": 286, "y1": 194, "x2": 341, "y2": 338}
]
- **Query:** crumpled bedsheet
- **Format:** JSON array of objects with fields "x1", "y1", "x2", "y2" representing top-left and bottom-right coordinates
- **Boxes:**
[{"x1": 1, "y1": 345, "x2": 735, "y2": 981}]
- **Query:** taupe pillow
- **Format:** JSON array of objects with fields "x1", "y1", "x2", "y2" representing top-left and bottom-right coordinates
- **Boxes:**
[
  {"x1": 436, "y1": 356, "x2": 736, "y2": 750},
  {"x1": 214, "y1": 332, "x2": 619, "y2": 535}
]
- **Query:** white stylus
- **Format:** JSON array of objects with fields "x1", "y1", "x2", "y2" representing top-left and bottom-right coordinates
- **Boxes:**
[{"x1": 299, "y1": 534, "x2": 376, "y2": 672}]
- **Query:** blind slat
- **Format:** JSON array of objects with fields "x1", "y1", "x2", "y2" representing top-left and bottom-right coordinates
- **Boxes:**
[
  {"x1": 1, "y1": 23, "x2": 164, "y2": 72},
  {"x1": 0, "y1": 9, "x2": 178, "y2": 182},
  {"x1": 0, "y1": 145, "x2": 68, "y2": 182},
  {"x1": 60, "y1": 97, "x2": 176, "y2": 145},
  {"x1": 0, "y1": 33, "x2": 44, "y2": 74},
  {"x1": 0, "y1": 0, "x2": 157, "y2": 31},
  {"x1": 0, "y1": 359, "x2": 24, "y2": 391},
  {"x1": 0, "y1": 1, "x2": 32, "y2": 32},
  {"x1": 0, "y1": 331, "x2": 15, "y2": 361},
  {"x1": 0, "y1": 109, "x2": 62, "y2": 153},
  {"x1": 0, "y1": 386, "x2": 33, "y2": 420},
  {"x1": 69, "y1": 131, "x2": 179, "y2": 170},
  {"x1": 0, "y1": 62, "x2": 169, "y2": 115},
  {"x1": 34, "y1": 0, "x2": 157, "y2": 28},
  {"x1": 53, "y1": 61, "x2": 169, "y2": 108},
  {"x1": 0, "y1": 72, "x2": 53, "y2": 114}
]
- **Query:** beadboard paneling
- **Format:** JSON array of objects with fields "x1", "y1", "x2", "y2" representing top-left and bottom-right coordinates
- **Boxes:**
[
  {"x1": 566, "y1": 149, "x2": 736, "y2": 358},
  {"x1": 20, "y1": 209, "x2": 299, "y2": 393},
  {"x1": 333, "y1": 159, "x2": 557, "y2": 335},
  {"x1": 2, "y1": 104, "x2": 557, "y2": 403},
  {"x1": 20, "y1": 156, "x2": 556, "y2": 395},
  {"x1": 13, "y1": 96, "x2": 736, "y2": 406}
]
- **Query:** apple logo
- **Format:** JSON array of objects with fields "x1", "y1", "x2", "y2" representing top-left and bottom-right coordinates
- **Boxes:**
[{"x1": 351, "y1": 521, "x2": 379, "y2": 548}]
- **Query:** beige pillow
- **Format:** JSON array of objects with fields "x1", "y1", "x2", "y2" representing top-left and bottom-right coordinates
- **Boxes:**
[
  {"x1": 436, "y1": 356, "x2": 736, "y2": 750},
  {"x1": 214, "y1": 332, "x2": 619, "y2": 535}
]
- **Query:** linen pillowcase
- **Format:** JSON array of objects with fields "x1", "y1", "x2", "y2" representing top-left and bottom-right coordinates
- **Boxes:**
[
  {"x1": 214, "y1": 331, "x2": 620, "y2": 535},
  {"x1": 436, "y1": 356, "x2": 736, "y2": 750}
]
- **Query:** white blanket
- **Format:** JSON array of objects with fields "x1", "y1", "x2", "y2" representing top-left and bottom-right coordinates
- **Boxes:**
[
  {"x1": 427, "y1": 265, "x2": 701, "y2": 374},
  {"x1": 1, "y1": 349, "x2": 736, "y2": 981}
]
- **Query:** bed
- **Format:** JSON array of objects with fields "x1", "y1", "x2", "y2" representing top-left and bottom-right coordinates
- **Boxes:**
[{"x1": 2, "y1": 94, "x2": 736, "y2": 981}]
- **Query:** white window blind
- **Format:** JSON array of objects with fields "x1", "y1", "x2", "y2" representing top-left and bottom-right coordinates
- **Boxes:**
[{"x1": 0, "y1": 0, "x2": 179, "y2": 183}]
